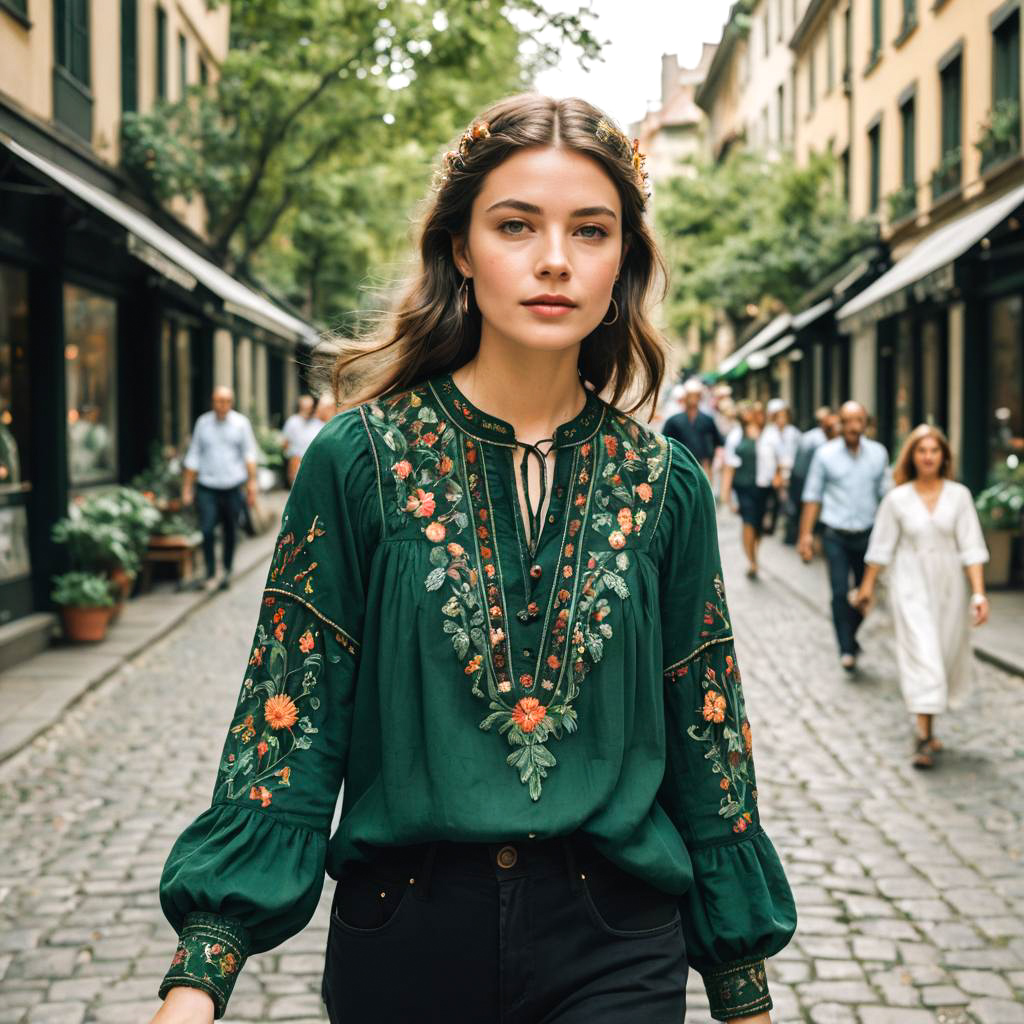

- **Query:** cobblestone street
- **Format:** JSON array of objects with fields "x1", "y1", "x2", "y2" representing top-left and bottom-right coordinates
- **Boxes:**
[{"x1": 1, "y1": 518, "x2": 1023, "y2": 1024}]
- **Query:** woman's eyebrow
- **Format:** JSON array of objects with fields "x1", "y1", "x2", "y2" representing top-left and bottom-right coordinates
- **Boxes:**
[{"x1": 485, "y1": 198, "x2": 618, "y2": 220}]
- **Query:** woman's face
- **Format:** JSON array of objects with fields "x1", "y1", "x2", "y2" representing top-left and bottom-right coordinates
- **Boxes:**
[
  {"x1": 452, "y1": 145, "x2": 625, "y2": 354},
  {"x1": 913, "y1": 435, "x2": 944, "y2": 478}
]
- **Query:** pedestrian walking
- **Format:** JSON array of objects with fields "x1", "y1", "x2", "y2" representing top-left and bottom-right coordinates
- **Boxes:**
[
  {"x1": 720, "y1": 401, "x2": 777, "y2": 578},
  {"x1": 281, "y1": 394, "x2": 321, "y2": 485},
  {"x1": 152, "y1": 95, "x2": 794, "y2": 1024},
  {"x1": 181, "y1": 386, "x2": 260, "y2": 593},
  {"x1": 798, "y1": 401, "x2": 889, "y2": 672},
  {"x1": 784, "y1": 406, "x2": 834, "y2": 545},
  {"x1": 853, "y1": 426, "x2": 989, "y2": 768},
  {"x1": 761, "y1": 399, "x2": 800, "y2": 536},
  {"x1": 661, "y1": 378, "x2": 724, "y2": 476}
]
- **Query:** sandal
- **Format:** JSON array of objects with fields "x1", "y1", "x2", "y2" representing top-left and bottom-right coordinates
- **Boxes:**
[
  {"x1": 926, "y1": 736, "x2": 943, "y2": 752},
  {"x1": 913, "y1": 736, "x2": 934, "y2": 769}
]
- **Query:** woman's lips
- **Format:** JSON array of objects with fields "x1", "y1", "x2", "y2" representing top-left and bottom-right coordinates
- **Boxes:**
[{"x1": 522, "y1": 302, "x2": 576, "y2": 317}]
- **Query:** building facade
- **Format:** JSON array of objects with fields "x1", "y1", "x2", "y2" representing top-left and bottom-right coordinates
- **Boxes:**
[{"x1": 0, "y1": 1, "x2": 310, "y2": 640}]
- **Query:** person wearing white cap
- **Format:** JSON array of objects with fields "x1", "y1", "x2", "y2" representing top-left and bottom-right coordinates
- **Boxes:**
[
  {"x1": 661, "y1": 379, "x2": 724, "y2": 477},
  {"x1": 761, "y1": 399, "x2": 801, "y2": 535}
]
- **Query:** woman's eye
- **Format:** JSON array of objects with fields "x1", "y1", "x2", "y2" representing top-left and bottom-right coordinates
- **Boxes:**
[
  {"x1": 577, "y1": 224, "x2": 608, "y2": 239},
  {"x1": 498, "y1": 220, "x2": 529, "y2": 235}
]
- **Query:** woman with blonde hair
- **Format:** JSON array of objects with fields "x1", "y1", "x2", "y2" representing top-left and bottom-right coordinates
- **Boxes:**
[
  {"x1": 855, "y1": 425, "x2": 989, "y2": 768},
  {"x1": 151, "y1": 94, "x2": 794, "y2": 1024}
]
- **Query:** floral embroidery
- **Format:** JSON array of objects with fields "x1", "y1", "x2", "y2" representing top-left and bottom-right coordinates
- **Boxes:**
[
  {"x1": 669, "y1": 579, "x2": 758, "y2": 834},
  {"x1": 159, "y1": 914, "x2": 249, "y2": 1018},
  {"x1": 215, "y1": 595, "x2": 331, "y2": 807},
  {"x1": 708, "y1": 958, "x2": 770, "y2": 1019},
  {"x1": 362, "y1": 381, "x2": 670, "y2": 801}
]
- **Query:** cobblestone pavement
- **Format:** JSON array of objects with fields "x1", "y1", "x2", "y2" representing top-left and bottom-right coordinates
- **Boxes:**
[{"x1": 1, "y1": 521, "x2": 1023, "y2": 1024}]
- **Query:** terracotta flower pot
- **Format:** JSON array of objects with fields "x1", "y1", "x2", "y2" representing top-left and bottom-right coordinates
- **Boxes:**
[
  {"x1": 109, "y1": 566, "x2": 136, "y2": 602},
  {"x1": 60, "y1": 605, "x2": 113, "y2": 643}
]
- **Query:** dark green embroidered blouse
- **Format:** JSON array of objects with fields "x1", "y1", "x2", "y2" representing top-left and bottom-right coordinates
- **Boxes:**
[{"x1": 158, "y1": 373, "x2": 796, "y2": 1021}]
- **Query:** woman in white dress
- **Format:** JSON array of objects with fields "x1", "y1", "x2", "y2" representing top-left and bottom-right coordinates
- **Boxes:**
[{"x1": 855, "y1": 425, "x2": 989, "y2": 768}]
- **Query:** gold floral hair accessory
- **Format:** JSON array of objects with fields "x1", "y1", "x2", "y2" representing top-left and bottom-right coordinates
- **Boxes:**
[
  {"x1": 434, "y1": 120, "x2": 492, "y2": 189},
  {"x1": 595, "y1": 117, "x2": 650, "y2": 204}
]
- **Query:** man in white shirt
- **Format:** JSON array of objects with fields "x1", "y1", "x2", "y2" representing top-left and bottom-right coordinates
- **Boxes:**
[
  {"x1": 182, "y1": 387, "x2": 260, "y2": 591},
  {"x1": 761, "y1": 399, "x2": 801, "y2": 534},
  {"x1": 281, "y1": 394, "x2": 318, "y2": 485}
]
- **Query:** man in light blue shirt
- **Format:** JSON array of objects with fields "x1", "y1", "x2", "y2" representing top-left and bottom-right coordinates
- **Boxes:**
[
  {"x1": 182, "y1": 387, "x2": 260, "y2": 591},
  {"x1": 798, "y1": 402, "x2": 890, "y2": 671}
]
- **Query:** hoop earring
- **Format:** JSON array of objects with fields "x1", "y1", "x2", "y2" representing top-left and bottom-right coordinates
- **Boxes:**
[
  {"x1": 602, "y1": 296, "x2": 619, "y2": 326},
  {"x1": 458, "y1": 278, "x2": 470, "y2": 315}
]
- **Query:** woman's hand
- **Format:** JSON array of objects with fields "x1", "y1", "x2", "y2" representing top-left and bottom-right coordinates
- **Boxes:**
[
  {"x1": 149, "y1": 986, "x2": 215, "y2": 1024},
  {"x1": 971, "y1": 593, "x2": 989, "y2": 627},
  {"x1": 852, "y1": 583, "x2": 873, "y2": 615}
]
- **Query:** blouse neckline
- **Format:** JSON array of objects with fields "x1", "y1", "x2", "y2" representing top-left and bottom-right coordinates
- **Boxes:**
[{"x1": 429, "y1": 371, "x2": 606, "y2": 449}]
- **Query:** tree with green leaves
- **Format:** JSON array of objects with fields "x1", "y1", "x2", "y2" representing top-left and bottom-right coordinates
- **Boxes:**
[
  {"x1": 122, "y1": 0, "x2": 601, "y2": 324},
  {"x1": 655, "y1": 150, "x2": 875, "y2": 343}
]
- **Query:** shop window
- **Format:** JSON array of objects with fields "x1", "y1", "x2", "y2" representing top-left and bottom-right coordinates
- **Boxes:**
[
  {"x1": 65, "y1": 284, "x2": 117, "y2": 486},
  {"x1": 989, "y1": 293, "x2": 1023, "y2": 474}
]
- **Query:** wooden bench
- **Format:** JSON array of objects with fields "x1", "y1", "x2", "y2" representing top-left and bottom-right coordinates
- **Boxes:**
[{"x1": 140, "y1": 533, "x2": 202, "y2": 591}]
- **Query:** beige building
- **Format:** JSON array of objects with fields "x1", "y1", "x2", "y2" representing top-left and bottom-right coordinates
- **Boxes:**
[{"x1": 0, "y1": 1, "x2": 311, "y2": 646}]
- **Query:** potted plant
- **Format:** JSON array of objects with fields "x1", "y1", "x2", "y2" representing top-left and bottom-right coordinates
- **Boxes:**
[
  {"x1": 51, "y1": 571, "x2": 116, "y2": 643},
  {"x1": 975, "y1": 478, "x2": 1024, "y2": 587},
  {"x1": 79, "y1": 487, "x2": 162, "y2": 601}
]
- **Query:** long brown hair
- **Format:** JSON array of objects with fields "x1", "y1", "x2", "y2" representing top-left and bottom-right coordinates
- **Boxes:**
[
  {"x1": 892, "y1": 424, "x2": 954, "y2": 485},
  {"x1": 326, "y1": 93, "x2": 668, "y2": 417}
]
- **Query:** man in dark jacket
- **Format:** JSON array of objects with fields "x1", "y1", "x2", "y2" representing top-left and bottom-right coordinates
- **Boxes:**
[{"x1": 661, "y1": 379, "x2": 724, "y2": 476}]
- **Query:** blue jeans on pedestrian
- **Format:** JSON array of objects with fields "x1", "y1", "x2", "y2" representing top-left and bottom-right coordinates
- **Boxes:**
[
  {"x1": 195, "y1": 483, "x2": 244, "y2": 579},
  {"x1": 322, "y1": 835, "x2": 687, "y2": 1023},
  {"x1": 822, "y1": 526, "x2": 870, "y2": 657}
]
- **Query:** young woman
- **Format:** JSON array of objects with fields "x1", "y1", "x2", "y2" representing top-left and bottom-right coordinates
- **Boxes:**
[
  {"x1": 720, "y1": 402, "x2": 775, "y2": 578},
  {"x1": 152, "y1": 94, "x2": 795, "y2": 1024},
  {"x1": 855, "y1": 425, "x2": 989, "y2": 768}
]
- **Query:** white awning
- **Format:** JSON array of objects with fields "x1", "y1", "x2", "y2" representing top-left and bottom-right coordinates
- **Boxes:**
[
  {"x1": 792, "y1": 297, "x2": 833, "y2": 331},
  {"x1": 717, "y1": 312, "x2": 792, "y2": 374},
  {"x1": 749, "y1": 332, "x2": 796, "y2": 369},
  {"x1": 837, "y1": 182, "x2": 1024, "y2": 329},
  {"x1": 2, "y1": 134, "x2": 318, "y2": 344}
]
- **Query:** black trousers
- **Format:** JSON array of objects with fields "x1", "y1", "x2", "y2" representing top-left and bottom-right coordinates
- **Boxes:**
[
  {"x1": 322, "y1": 836, "x2": 688, "y2": 1024},
  {"x1": 822, "y1": 525, "x2": 871, "y2": 656},
  {"x1": 195, "y1": 484, "x2": 243, "y2": 579}
]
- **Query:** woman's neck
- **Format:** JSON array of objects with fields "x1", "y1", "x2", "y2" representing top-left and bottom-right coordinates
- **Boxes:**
[{"x1": 452, "y1": 344, "x2": 586, "y2": 446}]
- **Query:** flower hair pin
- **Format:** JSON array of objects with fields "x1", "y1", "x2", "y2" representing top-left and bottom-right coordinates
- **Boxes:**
[
  {"x1": 434, "y1": 119, "x2": 492, "y2": 189},
  {"x1": 595, "y1": 118, "x2": 651, "y2": 203}
]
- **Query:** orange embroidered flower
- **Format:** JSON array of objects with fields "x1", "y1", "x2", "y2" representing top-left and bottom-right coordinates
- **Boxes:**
[
  {"x1": 608, "y1": 530, "x2": 626, "y2": 549},
  {"x1": 274, "y1": 621, "x2": 287, "y2": 642},
  {"x1": 231, "y1": 714, "x2": 256, "y2": 741},
  {"x1": 636, "y1": 482, "x2": 652, "y2": 502},
  {"x1": 438, "y1": 455, "x2": 453, "y2": 474},
  {"x1": 562, "y1": 566, "x2": 573, "y2": 579},
  {"x1": 564, "y1": 543, "x2": 574, "y2": 557},
  {"x1": 276, "y1": 766, "x2": 291, "y2": 784},
  {"x1": 489, "y1": 604, "x2": 502, "y2": 619},
  {"x1": 221, "y1": 953, "x2": 238, "y2": 974},
  {"x1": 742, "y1": 722, "x2": 753, "y2": 754},
  {"x1": 581, "y1": 442, "x2": 592, "y2": 456},
  {"x1": 547, "y1": 654, "x2": 561, "y2": 670},
  {"x1": 574, "y1": 494, "x2": 586, "y2": 507},
  {"x1": 249, "y1": 786, "x2": 273, "y2": 808},
  {"x1": 264, "y1": 694, "x2": 299, "y2": 730},
  {"x1": 257, "y1": 740, "x2": 268, "y2": 759},
  {"x1": 420, "y1": 432, "x2": 438, "y2": 446},
  {"x1": 465, "y1": 655, "x2": 483, "y2": 675},
  {"x1": 273, "y1": 606, "x2": 286, "y2": 624},
  {"x1": 425, "y1": 521, "x2": 446, "y2": 542},
  {"x1": 519, "y1": 674, "x2": 534, "y2": 690},
  {"x1": 392, "y1": 459, "x2": 412, "y2": 479},
  {"x1": 485, "y1": 564, "x2": 496, "y2": 578},
  {"x1": 512, "y1": 697, "x2": 546, "y2": 733},
  {"x1": 210, "y1": 944, "x2": 222, "y2": 955},
  {"x1": 249, "y1": 646, "x2": 263, "y2": 667},
  {"x1": 617, "y1": 507, "x2": 633, "y2": 533},
  {"x1": 480, "y1": 545, "x2": 492, "y2": 558},
  {"x1": 469, "y1": 569, "x2": 479, "y2": 585},
  {"x1": 298, "y1": 629, "x2": 315, "y2": 654},
  {"x1": 557, "y1": 589, "x2": 571, "y2": 603},
  {"x1": 702, "y1": 690, "x2": 727, "y2": 724},
  {"x1": 720, "y1": 777, "x2": 730, "y2": 790},
  {"x1": 406, "y1": 489, "x2": 436, "y2": 518},
  {"x1": 490, "y1": 628, "x2": 505, "y2": 647},
  {"x1": 604, "y1": 435, "x2": 618, "y2": 457},
  {"x1": 447, "y1": 542, "x2": 465, "y2": 557},
  {"x1": 171, "y1": 948, "x2": 187, "y2": 966}
]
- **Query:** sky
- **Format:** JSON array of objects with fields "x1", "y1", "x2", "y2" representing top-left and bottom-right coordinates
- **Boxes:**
[{"x1": 533, "y1": 0, "x2": 734, "y2": 130}]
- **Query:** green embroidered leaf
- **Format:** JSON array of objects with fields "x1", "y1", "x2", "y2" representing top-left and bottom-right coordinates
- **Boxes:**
[
  {"x1": 602, "y1": 573, "x2": 630, "y2": 599},
  {"x1": 479, "y1": 711, "x2": 506, "y2": 730},
  {"x1": 528, "y1": 773, "x2": 543, "y2": 801},
  {"x1": 612, "y1": 487, "x2": 633, "y2": 503},
  {"x1": 418, "y1": 406, "x2": 439, "y2": 423},
  {"x1": 585, "y1": 635, "x2": 603, "y2": 661},
  {"x1": 591, "y1": 511, "x2": 613, "y2": 529},
  {"x1": 444, "y1": 481, "x2": 463, "y2": 503},
  {"x1": 293, "y1": 735, "x2": 313, "y2": 750},
  {"x1": 532, "y1": 743, "x2": 557, "y2": 768},
  {"x1": 559, "y1": 706, "x2": 578, "y2": 733},
  {"x1": 309, "y1": 696, "x2": 321, "y2": 710},
  {"x1": 719, "y1": 800, "x2": 741, "y2": 817},
  {"x1": 453, "y1": 630, "x2": 470, "y2": 659},
  {"x1": 469, "y1": 609, "x2": 485, "y2": 627},
  {"x1": 598, "y1": 622, "x2": 613, "y2": 639},
  {"x1": 430, "y1": 546, "x2": 449, "y2": 567},
  {"x1": 268, "y1": 644, "x2": 287, "y2": 690},
  {"x1": 452, "y1": 512, "x2": 469, "y2": 531},
  {"x1": 469, "y1": 627, "x2": 485, "y2": 650},
  {"x1": 442, "y1": 619, "x2": 459, "y2": 634},
  {"x1": 424, "y1": 567, "x2": 446, "y2": 591},
  {"x1": 298, "y1": 717, "x2": 318, "y2": 734}
]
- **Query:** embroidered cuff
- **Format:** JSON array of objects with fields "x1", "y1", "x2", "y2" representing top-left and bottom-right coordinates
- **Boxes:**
[
  {"x1": 703, "y1": 956, "x2": 772, "y2": 1021},
  {"x1": 158, "y1": 912, "x2": 250, "y2": 1019}
]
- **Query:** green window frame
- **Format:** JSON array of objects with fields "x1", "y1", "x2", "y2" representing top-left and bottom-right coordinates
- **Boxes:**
[
  {"x1": 940, "y1": 54, "x2": 962, "y2": 158},
  {"x1": 2, "y1": 0, "x2": 29, "y2": 22},
  {"x1": 871, "y1": 0, "x2": 883, "y2": 60},
  {"x1": 993, "y1": 9, "x2": 1020, "y2": 106},
  {"x1": 809, "y1": 43, "x2": 817, "y2": 112},
  {"x1": 901, "y1": 95, "x2": 916, "y2": 190},
  {"x1": 155, "y1": 4, "x2": 167, "y2": 101},
  {"x1": 868, "y1": 122, "x2": 881, "y2": 213},
  {"x1": 178, "y1": 30, "x2": 187, "y2": 98},
  {"x1": 827, "y1": 11, "x2": 836, "y2": 92},
  {"x1": 121, "y1": 0, "x2": 137, "y2": 114},
  {"x1": 55, "y1": 0, "x2": 90, "y2": 86}
]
